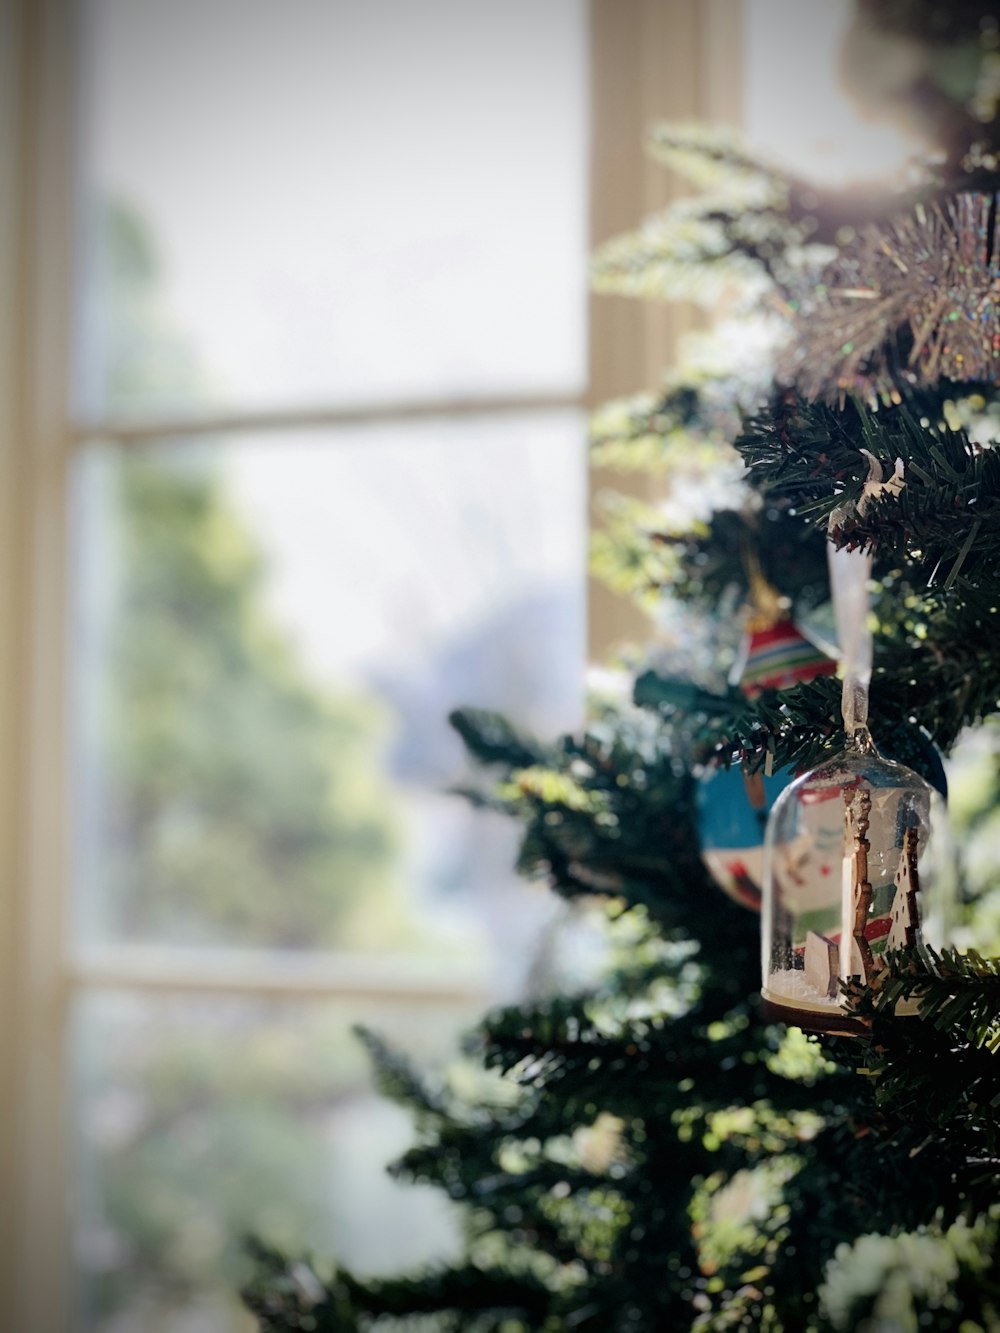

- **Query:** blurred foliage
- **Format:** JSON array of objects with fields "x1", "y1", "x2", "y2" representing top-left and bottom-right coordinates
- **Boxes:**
[
  {"x1": 81, "y1": 202, "x2": 449, "y2": 1330},
  {"x1": 95, "y1": 200, "x2": 407, "y2": 950},
  {"x1": 100, "y1": 451, "x2": 404, "y2": 949},
  {"x1": 83, "y1": 997, "x2": 474, "y2": 1330}
]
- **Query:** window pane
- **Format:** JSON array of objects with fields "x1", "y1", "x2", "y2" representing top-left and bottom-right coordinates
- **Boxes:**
[
  {"x1": 72, "y1": 991, "x2": 476, "y2": 1332},
  {"x1": 70, "y1": 413, "x2": 586, "y2": 960},
  {"x1": 73, "y1": 0, "x2": 588, "y2": 418}
]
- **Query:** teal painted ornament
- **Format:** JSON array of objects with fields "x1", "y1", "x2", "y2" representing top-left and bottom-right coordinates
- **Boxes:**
[{"x1": 696, "y1": 764, "x2": 794, "y2": 910}]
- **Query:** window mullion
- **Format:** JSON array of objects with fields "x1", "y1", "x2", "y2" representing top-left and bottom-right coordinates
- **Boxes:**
[
  {"x1": 70, "y1": 390, "x2": 585, "y2": 449},
  {"x1": 70, "y1": 944, "x2": 490, "y2": 1003}
]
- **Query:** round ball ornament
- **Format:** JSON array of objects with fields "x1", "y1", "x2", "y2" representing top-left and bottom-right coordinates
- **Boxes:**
[{"x1": 697, "y1": 764, "x2": 795, "y2": 912}]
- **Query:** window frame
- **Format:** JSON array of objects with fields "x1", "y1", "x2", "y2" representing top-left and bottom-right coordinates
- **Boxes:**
[
  {"x1": 0, "y1": 1, "x2": 741, "y2": 1326},
  {"x1": 3, "y1": 2, "x2": 76, "y2": 1326}
]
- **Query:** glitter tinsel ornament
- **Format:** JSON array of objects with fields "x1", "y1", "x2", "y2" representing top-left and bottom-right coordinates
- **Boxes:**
[{"x1": 780, "y1": 193, "x2": 1000, "y2": 404}]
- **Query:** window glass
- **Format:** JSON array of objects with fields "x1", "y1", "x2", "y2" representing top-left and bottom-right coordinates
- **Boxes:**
[
  {"x1": 74, "y1": 0, "x2": 588, "y2": 418},
  {"x1": 71, "y1": 414, "x2": 585, "y2": 956},
  {"x1": 73, "y1": 992, "x2": 477, "y2": 1332},
  {"x1": 67, "y1": 2, "x2": 588, "y2": 1325}
]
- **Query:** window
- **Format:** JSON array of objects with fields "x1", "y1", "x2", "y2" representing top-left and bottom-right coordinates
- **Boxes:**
[{"x1": 2, "y1": 3, "x2": 741, "y2": 1329}]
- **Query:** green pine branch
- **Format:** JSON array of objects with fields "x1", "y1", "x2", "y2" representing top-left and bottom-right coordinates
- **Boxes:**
[
  {"x1": 736, "y1": 391, "x2": 1000, "y2": 588},
  {"x1": 244, "y1": 1248, "x2": 558, "y2": 1332}
]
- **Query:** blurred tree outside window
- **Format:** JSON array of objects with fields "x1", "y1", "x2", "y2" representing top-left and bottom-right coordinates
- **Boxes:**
[{"x1": 64, "y1": 2, "x2": 589, "y2": 1329}]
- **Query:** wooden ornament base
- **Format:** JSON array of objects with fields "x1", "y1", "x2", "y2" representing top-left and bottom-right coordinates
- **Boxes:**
[{"x1": 758, "y1": 995, "x2": 869, "y2": 1037}]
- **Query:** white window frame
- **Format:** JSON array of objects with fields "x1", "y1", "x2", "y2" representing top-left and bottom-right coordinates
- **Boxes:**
[{"x1": 0, "y1": 1, "x2": 741, "y2": 1327}]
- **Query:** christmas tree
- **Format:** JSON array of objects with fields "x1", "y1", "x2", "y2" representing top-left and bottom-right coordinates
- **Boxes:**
[{"x1": 244, "y1": 6, "x2": 1000, "y2": 1329}]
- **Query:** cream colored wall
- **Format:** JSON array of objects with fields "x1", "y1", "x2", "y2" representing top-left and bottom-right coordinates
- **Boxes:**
[{"x1": 587, "y1": 0, "x2": 743, "y2": 662}]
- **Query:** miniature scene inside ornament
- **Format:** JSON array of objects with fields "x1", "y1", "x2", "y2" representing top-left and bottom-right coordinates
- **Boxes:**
[{"x1": 760, "y1": 731, "x2": 953, "y2": 1035}]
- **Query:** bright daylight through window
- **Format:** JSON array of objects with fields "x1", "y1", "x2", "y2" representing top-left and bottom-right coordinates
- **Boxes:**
[{"x1": 66, "y1": 1, "x2": 586, "y2": 1328}]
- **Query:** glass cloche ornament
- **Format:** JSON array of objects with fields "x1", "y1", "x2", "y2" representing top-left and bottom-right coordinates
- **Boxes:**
[
  {"x1": 760, "y1": 461, "x2": 954, "y2": 1034},
  {"x1": 759, "y1": 726, "x2": 951, "y2": 1034}
]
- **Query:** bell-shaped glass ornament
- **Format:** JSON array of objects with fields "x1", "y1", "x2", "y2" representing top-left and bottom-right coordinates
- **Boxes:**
[{"x1": 760, "y1": 731, "x2": 952, "y2": 1034}]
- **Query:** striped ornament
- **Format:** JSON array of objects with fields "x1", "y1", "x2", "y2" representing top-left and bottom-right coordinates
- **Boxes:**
[{"x1": 738, "y1": 618, "x2": 837, "y2": 698}]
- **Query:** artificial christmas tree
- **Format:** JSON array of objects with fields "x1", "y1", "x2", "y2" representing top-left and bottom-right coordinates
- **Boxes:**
[{"x1": 245, "y1": 6, "x2": 1000, "y2": 1330}]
